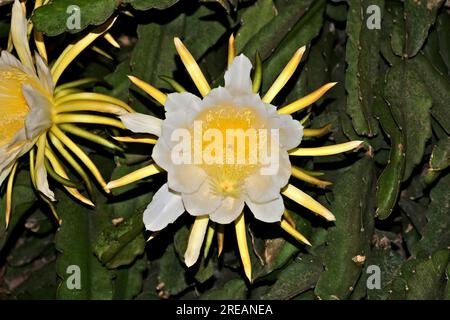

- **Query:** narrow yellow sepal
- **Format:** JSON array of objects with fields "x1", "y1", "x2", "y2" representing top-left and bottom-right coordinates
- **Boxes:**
[
  {"x1": 51, "y1": 17, "x2": 117, "y2": 85},
  {"x1": 54, "y1": 114, "x2": 126, "y2": 129},
  {"x1": 174, "y1": 37, "x2": 211, "y2": 97},
  {"x1": 227, "y1": 34, "x2": 235, "y2": 66},
  {"x1": 91, "y1": 46, "x2": 113, "y2": 60},
  {"x1": 5, "y1": 162, "x2": 18, "y2": 229},
  {"x1": 235, "y1": 213, "x2": 252, "y2": 282},
  {"x1": 104, "y1": 32, "x2": 120, "y2": 48},
  {"x1": 54, "y1": 92, "x2": 133, "y2": 112},
  {"x1": 113, "y1": 136, "x2": 157, "y2": 145},
  {"x1": 185, "y1": 215, "x2": 209, "y2": 267},
  {"x1": 262, "y1": 46, "x2": 306, "y2": 103},
  {"x1": 128, "y1": 75, "x2": 167, "y2": 106},
  {"x1": 278, "y1": 82, "x2": 337, "y2": 114},
  {"x1": 283, "y1": 210, "x2": 296, "y2": 228},
  {"x1": 106, "y1": 163, "x2": 163, "y2": 190},
  {"x1": 281, "y1": 184, "x2": 335, "y2": 221},
  {"x1": 291, "y1": 166, "x2": 332, "y2": 188},
  {"x1": 289, "y1": 141, "x2": 364, "y2": 157},
  {"x1": 217, "y1": 224, "x2": 225, "y2": 257},
  {"x1": 203, "y1": 224, "x2": 216, "y2": 258},
  {"x1": 50, "y1": 127, "x2": 110, "y2": 192},
  {"x1": 280, "y1": 219, "x2": 311, "y2": 246},
  {"x1": 303, "y1": 124, "x2": 333, "y2": 138},
  {"x1": 45, "y1": 148, "x2": 94, "y2": 207},
  {"x1": 55, "y1": 101, "x2": 129, "y2": 116}
]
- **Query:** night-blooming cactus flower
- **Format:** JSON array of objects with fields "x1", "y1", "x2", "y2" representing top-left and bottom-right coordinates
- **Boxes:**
[
  {"x1": 108, "y1": 35, "x2": 363, "y2": 280},
  {"x1": 0, "y1": 0, "x2": 133, "y2": 226}
]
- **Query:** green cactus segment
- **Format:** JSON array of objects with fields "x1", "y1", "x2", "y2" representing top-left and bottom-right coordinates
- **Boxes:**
[
  {"x1": 345, "y1": 0, "x2": 383, "y2": 136},
  {"x1": 55, "y1": 191, "x2": 113, "y2": 299},
  {"x1": 158, "y1": 243, "x2": 189, "y2": 297},
  {"x1": 366, "y1": 234, "x2": 405, "y2": 300},
  {"x1": 125, "y1": 0, "x2": 179, "y2": 11},
  {"x1": 384, "y1": 61, "x2": 432, "y2": 182},
  {"x1": 130, "y1": 5, "x2": 228, "y2": 90},
  {"x1": 411, "y1": 174, "x2": 450, "y2": 258},
  {"x1": 113, "y1": 258, "x2": 147, "y2": 299},
  {"x1": 403, "y1": 0, "x2": 445, "y2": 58},
  {"x1": 261, "y1": 0, "x2": 325, "y2": 91},
  {"x1": 200, "y1": 279, "x2": 247, "y2": 300},
  {"x1": 374, "y1": 98, "x2": 405, "y2": 220},
  {"x1": 261, "y1": 254, "x2": 322, "y2": 299},
  {"x1": 240, "y1": 0, "x2": 316, "y2": 63},
  {"x1": 93, "y1": 210, "x2": 146, "y2": 269},
  {"x1": 424, "y1": 137, "x2": 450, "y2": 184},
  {"x1": 315, "y1": 156, "x2": 376, "y2": 300},
  {"x1": 387, "y1": 249, "x2": 450, "y2": 300},
  {"x1": 410, "y1": 54, "x2": 450, "y2": 135},
  {"x1": 235, "y1": 0, "x2": 277, "y2": 53}
]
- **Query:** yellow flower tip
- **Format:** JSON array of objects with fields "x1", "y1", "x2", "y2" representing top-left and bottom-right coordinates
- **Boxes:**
[
  {"x1": 83, "y1": 198, "x2": 95, "y2": 207},
  {"x1": 324, "y1": 210, "x2": 336, "y2": 222},
  {"x1": 104, "y1": 186, "x2": 111, "y2": 194},
  {"x1": 296, "y1": 45, "x2": 306, "y2": 59},
  {"x1": 127, "y1": 75, "x2": 167, "y2": 106},
  {"x1": 228, "y1": 33, "x2": 236, "y2": 66}
]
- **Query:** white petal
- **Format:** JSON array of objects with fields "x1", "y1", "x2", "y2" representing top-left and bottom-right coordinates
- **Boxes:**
[
  {"x1": 0, "y1": 50, "x2": 33, "y2": 75},
  {"x1": 151, "y1": 138, "x2": 173, "y2": 172},
  {"x1": 246, "y1": 196, "x2": 284, "y2": 223},
  {"x1": 120, "y1": 112, "x2": 162, "y2": 136},
  {"x1": 277, "y1": 114, "x2": 303, "y2": 150},
  {"x1": 160, "y1": 110, "x2": 194, "y2": 147},
  {"x1": 182, "y1": 179, "x2": 222, "y2": 216},
  {"x1": 245, "y1": 173, "x2": 280, "y2": 203},
  {"x1": 11, "y1": 0, "x2": 34, "y2": 72},
  {"x1": 209, "y1": 196, "x2": 245, "y2": 224},
  {"x1": 35, "y1": 153, "x2": 55, "y2": 201},
  {"x1": 22, "y1": 84, "x2": 53, "y2": 140},
  {"x1": 202, "y1": 86, "x2": 234, "y2": 108},
  {"x1": 35, "y1": 52, "x2": 53, "y2": 94},
  {"x1": 167, "y1": 164, "x2": 207, "y2": 194},
  {"x1": 224, "y1": 54, "x2": 253, "y2": 95},
  {"x1": 165, "y1": 92, "x2": 202, "y2": 114},
  {"x1": 143, "y1": 183, "x2": 185, "y2": 231},
  {"x1": 273, "y1": 150, "x2": 292, "y2": 189}
]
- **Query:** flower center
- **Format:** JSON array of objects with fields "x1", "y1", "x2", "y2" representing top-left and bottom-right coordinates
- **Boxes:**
[
  {"x1": 193, "y1": 105, "x2": 268, "y2": 198},
  {"x1": 0, "y1": 67, "x2": 48, "y2": 146}
]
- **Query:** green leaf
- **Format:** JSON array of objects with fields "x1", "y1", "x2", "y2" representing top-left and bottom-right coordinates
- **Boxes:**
[
  {"x1": 55, "y1": 191, "x2": 113, "y2": 299},
  {"x1": 403, "y1": 0, "x2": 444, "y2": 57},
  {"x1": 387, "y1": 249, "x2": 450, "y2": 300},
  {"x1": 240, "y1": 0, "x2": 317, "y2": 63},
  {"x1": 113, "y1": 257, "x2": 147, "y2": 299},
  {"x1": 261, "y1": 0, "x2": 325, "y2": 91},
  {"x1": 130, "y1": 4, "x2": 228, "y2": 92},
  {"x1": 345, "y1": 0, "x2": 383, "y2": 136},
  {"x1": 33, "y1": 0, "x2": 120, "y2": 36},
  {"x1": 315, "y1": 156, "x2": 376, "y2": 300},
  {"x1": 125, "y1": 0, "x2": 179, "y2": 11},
  {"x1": 93, "y1": 209, "x2": 145, "y2": 269},
  {"x1": 384, "y1": 60, "x2": 432, "y2": 182},
  {"x1": 200, "y1": 279, "x2": 247, "y2": 300},
  {"x1": 260, "y1": 253, "x2": 322, "y2": 299},
  {"x1": 366, "y1": 232, "x2": 405, "y2": 300},
  {"x1": 410, "y1": 53, "x2": 450, "y2": 135},
  {"x1": 374, "y1": 96, "x2": 405, "y2": 220},
  {"x1": 158, "y1": 243, "x2": 189, "y2": 296},
  {"x1": 412, "y1": 174, "x2": 450, "y2": 257},
  {"x1": 235, "y1": 0, "x2": 276, "y2": 53}
]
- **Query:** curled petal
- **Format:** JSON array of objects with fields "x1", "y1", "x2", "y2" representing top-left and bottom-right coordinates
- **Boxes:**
[
  {"x1": 143, "y1": 183, "x2": 185, "y2": 231},
  {"x1": 119, "y1": 112, "x2": 162, "y2": 136}
]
